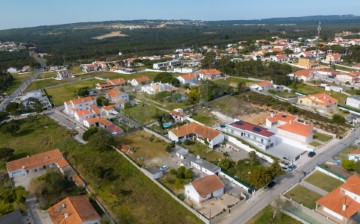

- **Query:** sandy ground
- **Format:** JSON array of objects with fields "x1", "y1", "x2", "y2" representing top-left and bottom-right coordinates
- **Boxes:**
[
  {"x1": 237, "y1": 111, "x2": 270, "y2": 125},
  {"x1": 93, "y1": 31, "x2": 128, "y2": 40}
]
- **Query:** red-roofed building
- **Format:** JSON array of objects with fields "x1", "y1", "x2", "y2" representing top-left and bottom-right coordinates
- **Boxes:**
[
  {"x1": 251, "y1": 80, "x2": 273, "y2": 92},
  {"x1": 105, "y1": 89, "x2": 129, "y2": 107},
  {"x1": 96, "y1": 78, "x2": 126, "y2": 90},
  {"x1": 7, "y1": 149, "x2": 69, "y2": 178},
  {"x1": 129, "y1": 76, "x2": 151, "y2": 86},
  {"x1": 316, "y1": 175, "x2": 360, "y2": 223},
  {"x1": 227, "y1": 120, "x2": 276, "y2": 150},
  {"x1": 298, "y1": 93, "x2": 338, "y2": 112},
  {"x1": 336, "y1": 72, "x2": 360, "y2": 85},
  {"x1": 198, "y1": 69, "x2": 222, "y2": 80},
  {"x1": 74, "y1": 109, "x2": 96, "y2": 123},
  {"x1": 64, "y1": 97, "x2": 96, "y2": 116},
  {"x1": 270, "y1": 54, "x2": 287, "y2": 63},
  {"x1": 348, "y1": 148, "x2": 360, "y2": 162},
  {"x1": 177, "y1": 73, "x2": 198, "y2": 85},
  {"x1": 185, "y1": 175, "x2": 224, "y2": 203},
  {"x1": 169, "y1": 108, "x2": 188, "y2": 123}
]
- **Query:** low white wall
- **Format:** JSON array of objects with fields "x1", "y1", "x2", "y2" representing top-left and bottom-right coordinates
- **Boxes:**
[
  {"x1": 278, "y1": 136, "x2": 312, "y2": 151},
  {"x1": 219, "y1": 171, "x2": 251, "y2": 192},
  {"x1": 316, "y1": 166, "x2": 346, "y2": 182}
]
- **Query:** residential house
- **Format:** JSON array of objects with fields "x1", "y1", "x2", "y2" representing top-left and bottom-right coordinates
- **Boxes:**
[
  {"x1": 177, "y1": 73, "x2": 198, "y2": 85},
  {"x1": 6, "y1": 67, "x2": 17, "y2": 73},
  {"x1": 80, "y1": 64, "x2": 98, "y2": 73},
  {"x1": 153, "y1": 60, "x2": 181, "y2": 70},
  {"x1": 198, "y1": 69, "x2": 222, "y2": 80},
  {"x1": 83, "y1": 116, "x2": 123, "y2": 135},
  {"x1": 270, "y1": 54, "x2": 287, "y2": 63},
  {"x1": 336, "y1": 72, "x2": 360, "y2": 85},
  {"x1": 48, "y1": 196, "x2": 101, "y2": 224},
  {"x1": 348, "y1": 148, "x2": 360, "y2": 162},
  {"x1": 56, "y1": 70, "x2": 73, "y2": 80},
  {"x1": 110, "y1": 65, "x2": 122, "y2": 71},
  {"x1": 6, "y1": 149, "x2": 69, "y2": 178},
  {"x1": 105, "y1": 89, "x2": 129, "y2": 107},
  {"x1": 185, "y1": 175, "x2": 224, "y2": 203},
  {"x1": 64, "y1": 96, "x2": 96, "y2": 116},
  {"x1": 96, "y1": 78, "x2": 126, "y2": 90},
  {"x1": 0, "y1": 209, "x2": 23, "y2": 224},
  {"x1": 250, "y1": 80, "x2": 273, "y2": 92},
  {"x1": 277, "y1": 122, "x2": 314, "y2": 144},
  {"x1": 169, "y1": 108, "x2": 188, "y2": 123},
  {"x1": 346, "y1": 95, "x2": 360, "y2": 109},
  {"x1": 129, "y1": 76, "x2": 150, "y2": 86},
  {"x1": 297, "y1": 93, "x2": 338, "y2": 113},
  {"x1": 144, "y1": 167, "x2": 163, "y2": 180},
  {"x1": 325, "y1": 53, "x2": 342, "y2": 64},
  {"x1": 168, "y1": 122, "x2": 224, "y2": 148},
  {"x1": 101, "y1": 105, "x2": 118, "y2": 118},
  {"x1": 265, "y1": 112, "x2": 298, "y2": 128},
  {"x1": 324, "y1": 85, "x2": 344, "y2": 93},
  {"x1": 226, "y1": 120, "x2": 276, "y2": 150},
  {"x1": 316, "y1": 175, "x2": 360, "y2": 224},
  {"x1": 290, "y1": 69, "x2": 314, "y2": 82},
  {"x1": 74, "y1": 109, "x2": 96, "y2": 123},
  {"x1": 298, "y1": 57, "x2": 317, "y2": 69},
  {"x1": 141, "y1": 82, "x2": 176, "y2": 95}
]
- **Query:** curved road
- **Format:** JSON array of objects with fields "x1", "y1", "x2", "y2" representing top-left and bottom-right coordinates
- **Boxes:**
[{"x1": 221, "y1": 126, "x2": 360, "y2": 224}]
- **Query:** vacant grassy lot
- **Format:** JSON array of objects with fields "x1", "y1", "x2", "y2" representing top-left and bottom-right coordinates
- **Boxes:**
[
  {"x1": 289, "y1": 83, "x2": 348, "y2": 103},
  {"x1": 304, "y1": 171, "x2": 343, "y2": 192},
  {"x1": 27, "y1": 79, "x2": 72, "y2": 91},
  {"x1": 117, "y1": 130, "x2": 170, "y2": 166},
  {"x1": 75, "y1": 71, "x2": 160, "y2": 81},
  {"x1": 3, "y1": 73, "x2": 32, "y2": 95},
  {"x1": 45, "y1": 79, "x2": 99, "y2": 106},
  {"x1": 214, "y1": 76, "x2": 256, "y2": 86},
  {"x1": 0, "y1": 115, "x2": 201, "y2": 224},
  {"x1": 284, "y1": 185, "x2": 323, "y2": 209},
  {"x1": 191, "y1": 109, "x2": 220, "y2": 126},
  {"x1": 309, "y1": 141, "x2": 322, "y2": 147},
  {"x1": 314, "y1": 132, "x2": 333, "y2": 142},
  {"x1": 247, "y1": 205, "x2": 301, "y2": 224},
  {"x1": 121, "y1": 103, "x2": 163, "y2": 125},
  {"x1": 37, "y1": 71, "x2": 56, "y2": 79},
  {"x1": 181, "y1": 141, "x2": 224, "y2": 163}
]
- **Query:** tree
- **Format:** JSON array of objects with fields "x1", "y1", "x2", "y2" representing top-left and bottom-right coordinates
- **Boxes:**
[
  {"x1": 0, "y1": 147, "x2": 14, "y2": 161},
  {"x1": 0, "y1": 111, "x2": 9, "y2": 122},
  {"x1": 268, "y1": 161, "x2": 284, "y2": 178},
  {"x1": 1, "y1": 123, "x2": 20, "y2": 136},
  {"x1": 75, "y1": 87, "x2": 89, "y2": 97},
  {"x1": 83, "y1": 126, "x2": 99, "y2": 141},
  {"x1": 248, "y1": 151, "x2": 259, "y2": 166},
  {"x1": 342, "y1": 159, "x2": 355, "y2": 171},
  {"x1": 5, "y1": 102, "x2": 21, "y2": 115},
  {"x1": 188, "y1": 88, "x2": 200, "y2": 104},
  {"x1": 237, "y1": 82, "x2": 246, "y2": 93},
  {"x1": 249, "y1": 167, "x2": 272, "y2": 189},
  {"x1": 185, "y1": 169, "x2": 194, "y2": 179},
  {"x1": 176, "y1": 166, "x2": 186, "y2": 179},
  {"x1": 332, "y1": 114, "x2": 346, "y2": 124},
  {"x1": 88, "y1": 129, "x2": 115, "y2": 151},
  {"x1": 0, "y1": 72, "x2": 14, "y2": 93},
  {"x1": 153, "y1": 73, "x2": 180, "y2": 87},
  {"x1": 96, "y1": 96, "x2": 109, "y2": 106}
]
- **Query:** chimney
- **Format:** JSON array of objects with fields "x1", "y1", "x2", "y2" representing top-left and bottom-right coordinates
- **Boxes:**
[
  {"x1": 64, "y1": 212, "x2": 69, "y2": 218},
  {"x1": 342, "y1": 204, "x2": 347, "y2": 211}
]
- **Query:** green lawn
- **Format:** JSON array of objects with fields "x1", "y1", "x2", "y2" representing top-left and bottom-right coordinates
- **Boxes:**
[
  {"x1": 37, "y1": 71, "x2": 56, "y2": 79},
  {"x1": 314, "y1": 132, "x2": 332, "y2": 142},
  {"x1": 3, "y1": 73, "x2": 32, "y2": 95},
  {"x1": 304, "y1": 171, "x2": 344, "y2": 192},
  {"x1": 214, "y1": 76, "x2": 257, "y2": 86},
  {"x1": 191, "y1": 109, "x2": 220, "y2": 126},
  {"x1": 117, "y1": 130, "x2": 170, "y2": 166},
  {"x1": 309, "y1": 141, "x2": 322, "y2": 147},
  {"x1": 289, "y1": 83, "x2": 348, "y2": 102},
  {"x1": 0, "y1": 115, "x2": 201, "y2": 224},
  {"x1": 247, "y1": 205, "x2": 301, "y2": 224},
  {"x1": 121, "y1": 103, "x2": 163, "y2": 125},
  {"x1": 284, "y1": 185, "x2": 323, "y2": 209},
  {"x1": 45, "y1": 79, "x2": 99, "y2": 106},
  {"x1": 181, "y1": 141, "x2": 224, "y2": 163},
  {"x1": 27, "y1": 79, "x2": 73, "y2": 91}
]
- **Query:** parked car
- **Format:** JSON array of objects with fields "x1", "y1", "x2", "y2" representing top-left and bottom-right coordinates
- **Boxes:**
[
  {"x1": 160, "y1": 165, "x2": 169, "y2": 171},
  {"x1": 265, "y1": 181, "x2": 276, "y2": 189},
  {"x1": 308, "y1": 151, "x2": 316, "y2": 157},
  {"x1": 288, "y1": 164, "x2": 296, "y2": 171}
]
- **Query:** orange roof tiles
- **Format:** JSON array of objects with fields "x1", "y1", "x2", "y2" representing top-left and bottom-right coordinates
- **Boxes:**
[
  {"x1": 7, "y1": 149, "x2": 68, "y2": 172},
  {"x1": 170, "y1": 110, "x2": 186, "y2": 118},
  {"x1": 102, "y1": 105, "x2": 114, "y2": 111},
  {"x1": 192, "y1": 175, "x2": 224, "y2": 197},
  {"x1": 85, "y1": 116, "x2": 112, "y2": 126},
  {"x1": 294, "y1": 69, "x2": 314, "y2": 78},
  {"x1": 267, "y1": 112, "x2": 297, "y2": 124},
  {"x1": 106, "y1": 89, "x2": 123, "y2": 98},
  {"x1": 317, "y1": 175, "x2": 360, "y2": 219},
  {"x1": 170, "y1": 122, "x2": 221, "y2": 140},
  {"x1": 180, "y1": 73, "x2": 197, "y2": 80},
  {"x1": 72, "y1": 175, "x2": 85, "y2": 187},
  {"x1": 258, "y1": 80, "x2": 273, "y2": 88},
  {"x1": 278, "y1": 122, "x2": 313, "y2": 137},
  {"x1": 199, "y1": 69, "x2": 221, "y2": 75},
  {"x1": 302, "y1": 93, "x2": 338, "y2": 106},
  {"x1": 109, "y1": 78, "x2": 125, "y2": 86},
  {"x1": 134, "y1": 76, "x2": 150, "y2": 83},
  {"x1": 66, "y1": 97, "x2": 95, "y2": 106},
  {"x1": 349, "y1": 148, "x2": 360, "y2": 155},
  {"x1": 48, "y1": 196, "x2": 100, "y2": 224},
  {"x1": 75, "y1": 109, "x2": 93, "y2": 117},
  {"x1": 272, "y1": 48, "x2": 282, "y2": 52}
]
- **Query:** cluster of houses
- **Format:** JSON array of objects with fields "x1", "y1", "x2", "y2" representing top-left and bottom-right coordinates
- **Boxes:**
[
  {"x1": 5, "y1": 149, "x2": 101, "y2": 224},
  {"x1": 64, "y1": 95, "x2": 125, "y2": 135}
]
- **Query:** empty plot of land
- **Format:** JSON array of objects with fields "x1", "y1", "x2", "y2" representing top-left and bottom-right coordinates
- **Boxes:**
[
  {"x1": 304, "y1": 171, "x2": 344, "y2": 192},
  {"x1": 284, "y1": 185, "x2": 323, "y2": 209},
  {"x1": 92, "y1": 31, "x2": 128, "y2": 40}
]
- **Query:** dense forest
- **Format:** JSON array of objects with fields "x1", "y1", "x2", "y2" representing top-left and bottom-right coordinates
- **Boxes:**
[
  {"x1": 0, "y1": 50, "x2": 38, "y2": 71},
  {"x1": 0, "y1": 16, "x2": 360, "y2": 67},
  {"x1": 0, "y1": 72, "x2": 14, "y2": 92}
]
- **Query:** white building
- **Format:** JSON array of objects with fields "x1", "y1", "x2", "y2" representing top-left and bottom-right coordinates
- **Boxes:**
[
  {"x1": 226, "y1": 120, "x2": 276, "y2": 150},
  {"x1": 64, "y1": 96, "x2": 96, "y2": 116},
  {"x1": 168, "y1": 122, "x2": 224, "y2": 148},
  {"x1": 177, "y1": 73, "x2": 198, "y2": 85},
  {"x1": 346, "y1": 95, "x2": 360, "y2": 109},
  {"x1": 169, "y1": 108, "x2": 188, "y2": 123},
  {"x1": 141, "y1": 82, "x2": 176, "y2": 95},
  {"x1": 185, "y1": 175, "x2": 224, "y2": 203},
  {"x1": 348, "y1": 148, "x2": 360, "y2": 162},
  {"x1": 153, "y1": 60, "x2": 181, "y2": 70}
]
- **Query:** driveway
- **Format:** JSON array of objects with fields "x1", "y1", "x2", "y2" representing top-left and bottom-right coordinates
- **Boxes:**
[
  {"x1": 26, "y1": 195, "x2": 52, "y2": 224},
  {"x1": 13, "y1": 169, "x2": 47, "y2": 191}
]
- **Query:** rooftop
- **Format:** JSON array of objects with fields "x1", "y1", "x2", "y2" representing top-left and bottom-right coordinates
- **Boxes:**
[
  {"x1": 191, "y1": 175, "x2": 224, "y2": 197},
  {"x1": 278, "y1": 122, "x2": 313, "y2": 137},
  {"x1": 267, "y1": 112, "x2": 297, "y2": 124},
  {"x1": 0, "y1": 209, "x2": 23, "y2": 224},
  {"x1": 229, "y1": 120, "x2": 275, "y2": 137},
  {"x1": 170, "y1": 122, "x2": 221, "y2": 140}
]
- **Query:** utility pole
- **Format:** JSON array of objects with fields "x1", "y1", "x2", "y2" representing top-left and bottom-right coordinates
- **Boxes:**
[{"x1": 316, "y1": 21, "x2": 321, "y2": 64}]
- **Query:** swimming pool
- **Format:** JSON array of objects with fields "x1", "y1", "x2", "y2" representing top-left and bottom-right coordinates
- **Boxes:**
[{"x1": 163, "y1": 122, "x2": 173, "y2": 128}]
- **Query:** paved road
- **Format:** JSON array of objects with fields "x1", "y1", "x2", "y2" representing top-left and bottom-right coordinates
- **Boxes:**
[{"x1": 221, "y1": 126, "x2": 360, "y2": 224}]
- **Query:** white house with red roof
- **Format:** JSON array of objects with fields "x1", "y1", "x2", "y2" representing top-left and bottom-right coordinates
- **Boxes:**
[
  {"x1": 198, "y1": 69, "x2": 222, "y2": 80},
  {"x1": 96, "y1": 78, "x2": 126, "y2": 90},
  {"x1": 316, "y1": 175, "x2": 360, "y2": 223},
  {"x1": 184, "y1": 175, "x2": 224, "y2": 203},
  {"x1": 129, "y1": 76, "x2": 150, "y2": 86},
  {"x1": 169, "y1": 108, "x2": 188, "y2": 123},
  {"x1": 348, "y1": 148, "x2": 360, "y2": 162},
  {"x1": 64, "y1": 96, "x2": 96, "y2": 116},
  {"x1": 105, "y1": 89, "x2": 129, "y2": 108},
  {"x1": 74, "y1": 109, "x2": 96, "y2": 123},
  {"x1": 298, "y1": 93, "x2": 338, "y2": 113},
  {"x1": 177, "y1": 73, "x2": 198, "y2": 85},
  {"x1": 226, "y1": 120, "x2": 276, "y2": 150},
  {"x1": 250, "y1": 80, "x2": 273, "y2": 92},
  {"x1": 270, "y1": 54, "x2": 287, "y2": 63},
  {"x1": 336, "y1": 72, "x2": 360, "y2": 85}
]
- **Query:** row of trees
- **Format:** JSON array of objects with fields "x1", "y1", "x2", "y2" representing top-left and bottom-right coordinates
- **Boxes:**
[{"x1": 0, "y1": 72, "x2": 14, "y2": 93}]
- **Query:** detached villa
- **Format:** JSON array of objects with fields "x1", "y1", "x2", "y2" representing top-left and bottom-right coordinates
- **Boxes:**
[
  {"x1": 185, "y1": 175, "x2": 224, "y2": 203},
  {"x1": 168, "y1": 122, "x2": 224, "y2": 148},
  {"x1": 316, "y1": 175, "x2": 360, "y2": 224},
  {"x1": 298, "y1": 93, "x2": 338, "y2": 113}
]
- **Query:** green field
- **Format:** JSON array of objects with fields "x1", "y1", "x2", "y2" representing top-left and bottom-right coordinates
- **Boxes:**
[
  {"x1": 214, "y1": 76, "x2": 257, "y2": 86},
  {"x1": 284, "y1": 185, "x2": 323, "y2": 209},
  {"x1": 3, "y1": 73, "x2": 32, "y2": 95},
  {"x1": 45, "y1": 79, "x2": 99, "y2": 106},
  {"x1": 37, "y1": 71, "x2": 56, "y2": 79},
  {"x1": 122, "y1": 103, "x2": 163, "y2": 125},
  {"x1": 313, "y1": 132, "x2": 333, "y2": 142},
  {"x1": 247, "y1": 205, "x2": 301, "y2": 224},
  {"x1": 304, "y1": 171, "x2": 343, "y2": 192},
  {"x1": 181, "y1": 141, "x2": 224, "y2": 163},
  {"x1": 0, "y1": 115, "x2": 201, "y2": 224},
  {"x1": 191, "y1": 109, "x2": 220, "y2": 126}
]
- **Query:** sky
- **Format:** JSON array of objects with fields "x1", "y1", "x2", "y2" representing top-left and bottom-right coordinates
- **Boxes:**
[{"x1": 0, "y1": 0, "x2": 359, "y2": 30}]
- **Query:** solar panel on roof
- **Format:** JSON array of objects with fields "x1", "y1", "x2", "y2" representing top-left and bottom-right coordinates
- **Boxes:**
[
  {"x1": 253, "y1": 127, "x2": 261, "y2": 132},
  {"x1": 235, "y1": 121, "x2": 243, "y2": 125}
]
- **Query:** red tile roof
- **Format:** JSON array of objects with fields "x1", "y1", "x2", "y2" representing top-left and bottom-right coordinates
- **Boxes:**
[
  {"x1": 301, "y1": 93, "x2": 338, "y2": 106},
  {"x1": 134, "y1": 76, "x2": 150, "y2": 83},
  {"x1": 85, "y1": 116, "x2": 112, "y2": 126},
  {"x1": 66, "y1": 97, "x2": 95, "y2": 106},
  {"x1": 267, "y1": 112, "x2": 297, "y2": 124},
  {"x1": 179, "y1": 73, "x2": 197, "y2": 80},
  {"x1": 109, "y1": 78, "x2": 126, "y2": 86},
  {"x1": 7, "y1": 149, "x2": 68, "y2": 172},
  {"x1": 349, "y1": 148, "x2": 360, "y2": 155},
  {"x1": 106, "y1": 89, "x2": 124, "y2": 98},
  {"x1": 230, "y1": 121, "x2": 274, "y2": 137},
  {"x1": 48, "y1": 196, "x2": 100, "y2": 224},
  {"x1": 278, "y1": 122, "x2": 313, "y2": 137},
  {"x1": 170, "y1": 122, "x2": 221, "y2": 140},
  {"x1": 191, "y1": 175, "x2": 224, "y2": 197},
  {"x1": 258, "y1": 80, "x2": 273, "y2": 88}
]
